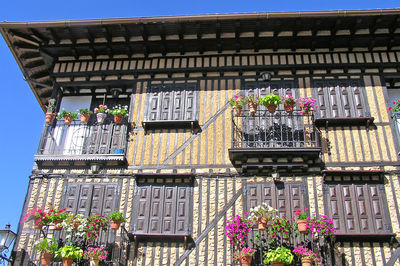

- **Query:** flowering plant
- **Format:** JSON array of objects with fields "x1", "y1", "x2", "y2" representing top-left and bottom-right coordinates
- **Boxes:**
[
  {"x1": 259, "y1": 94, "x2": 282, "y2": 106},
  {"x1": 245, "y1": 94, "x2": 259, "y2": 105},
  {"x1": 48, "y1": 208, "x2": 71, "y2": 223},
  {"x1": 94, "y1": 105, "x2": 108, "y2": 114},
  {"x1": 62, "y1": 214, "x2": 88, "y2": 243},
  {"x1": 388, "y1": 100, "x2": 400, "y2": 113},
  {"x1": 108, "y1": 105, "x2": 129, "y2": 117},
  {"x1": 233, "y1": 247, "x2": 256, "y2": 261},
  {"x1": 228, "y1": 95, "x2": 245, "y2": 108},
  {"x1": 293, "y1": 246, "x2": 321, "y2": 263},
  {"x1": 247, "y1": 203, "x2": 278, "y2": 224},
  {"x1": 109, "y1": 211, "x2": 126, "y2": 222},
  {"x1": 78, "y1": 108, "x2": 93, "y2": 115},
  {"x1": 294, "y1": 208, "x2": 309, "y2": 221},
  {"x1": 267, "y1": 217, "x2": 291, "y2": 239},
  {"x1": 85, "y1": 215, "x2": 109, "y2": 241},
  {"x1": 35, "y1": 237, "x2": 59, "y2": 254},
  {"x1": 306, "y1": 214, "x2": 336, "y2": 237},
  {"x1": 83, "y1": 247, "x2": 108, "y2": 261},
  {"x1": 282, "y1": 95, "x2": 297, "y2": 105},
  {"x1": 298, "y1": 97, "x2": 318, "y2": 114},
  {"x1": 225, "y1": 214, "x2": 252, "y2": 247},
  {"x1": 264, "y1": 247, "x2": 294, "y2": 265},
  {"x1": 46, "y1": 99, "x2": 56, "y2": 113},
  {"x1": 21, "y1": 206, "x2": 50, "y2": 226},
  {"x1": 57, "y1": 109, "x2": 78, "y2": 120}
]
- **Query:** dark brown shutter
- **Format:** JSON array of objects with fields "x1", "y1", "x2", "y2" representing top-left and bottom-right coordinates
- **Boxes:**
[
  {"x1": 175, "y1": 186, "x2": 190, "y2": 234},
  {"x1": 134, "y1": 186, "x2": 151, "y2": 233},
  {"x1": 64, "y1": 184, "x2": 81, "y2": 214},
  {"x1": 162, "y1": 186, "x2": 176, "y2": 234},
  {"x1": 76, "y1": 185, "x2": 93, "y2": 217},
  {"x1": 109, "y1": 124, "x2": 127, "y2": 153},
  {"x1": 313, "y1": 80, "x2": 368, "y2": 119}
]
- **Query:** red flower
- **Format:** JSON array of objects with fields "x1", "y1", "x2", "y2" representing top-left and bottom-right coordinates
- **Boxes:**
[{"x1": 389, "y1": 107, "x2": 393, "y2": 111}]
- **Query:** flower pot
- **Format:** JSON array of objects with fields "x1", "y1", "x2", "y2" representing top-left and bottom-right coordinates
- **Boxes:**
[
  {"x1": 240, "y1": 255, "x2": 252, "y2": 266},
  {"x1": 41, "y1": 252, "x2": 53, "y2": 266},
  {"x1": 297, "y1": 220, "x2": 308, "y2": 233},
  {"x1": 266, "y1": 103, "x2": 277, "y2": 114},
  {"x1": 33, "y1": 222, "x2": 43, "y2": 230},
  {"x1": 233, "y1": 107, "x2": 242, "y2": 117},
  {"x1": 73, "y1": 221, "x2": 79, "y2": 230},
  {"x1": 90, "y1": 259, "x2": 100, "y2": 266},
  {"x1": 257, "y1": 217, "x2": 268, "y2": 231},
  {"x1": 110, "y1": 219, "x2": 122, "y2": 230},
  {"x1": 300, "y1": 106, "x2": 311, "y2": 115},
  {"x1": 62, "y1": 257, "x2": 73, "y2": 266},
  {"x1": 96, "y1": 113, "x2": 107, "y2": 124},
  {"x1": 272, "y1": 262, "x2": 284, "y2": 266},
  {"x1": 249, "y1": 103, "x2": 257, "y2": 115},
  {"x1": 284, "y1": 103, "x2": 294, "y2": 113},
  {"x1": 64, "y1": 115, "x2": 74, "y2": 126},
  {"x1": 54, "y1": 220, "x2": 63, "y2": 231},
  {"x1": 80, "y1": 113, "x2": 90, "y2": 124},
  {"x1": 113, "y1": 114, "x2": 124, "y2": 124},
  {"x1": 301, "y1": 257, "x2": 314, "y2": 266},
  {"x1": 45, "y1": 112, "x2": 55, "y2": 125}
]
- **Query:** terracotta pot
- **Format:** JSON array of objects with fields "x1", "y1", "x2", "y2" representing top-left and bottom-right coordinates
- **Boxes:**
[
  {"x1": 300, "y1": 106, "x2": 311, "y2": 115},
  {"x1": 297, "y1": 220, "x2": 308, "y2": 233},
  {"x1": 233, "y1": 107, "x2": 242, "y2": 117},
  {"x1": 272, "y1": 262, "x2": 284, "y2": 266},
  {"x1": 110, "y1": 219, "x2": 122, "y2": 230},
  {"x1": 249, "y1": 103, "x2": 257, "y2": 115},
  {"x1": 45, "y1": 112, "x2": 55, "y2": 125},
  {"x1": 73, "y1": 222, "x2": 79, "y2": 230},
  {"x1": 90, "y1": 258, "x2": 100, "y2": 266},
  {"x1": 80, "y1": 113, "x2": 91, "y2": 124},
  {"x1": 113, "y1": 114, "x2": 124, "y2": 124},
  {"x1": 54, "y1": 220, "x2": 63, "y2": 231},
  {"x1": 301, "y1": 257, "x2": 314, "y2": 266},
  {"x1": 284, "y1": 103, "x2": 294, "y2": 113},
  {"x1": 266, "y1": 103, "x2": 277, "y2": 114},
  {"x1": 240, "y1": 255, "x2": 252, "y2": 266},
  {"x1": 41, "y1": 252, "x2": 53, "y2": 266},
  {"x1": 96, "y1": 113, "x2": 107, "y2": 124},
  {"x1": 64, "y1": 115, "x2": 74, "y2": 125},
  {"x1": 257, "y1": 217, "x2": 267, "y2": 231},
  {"x1": 62, "y1": 257, "x2": 73, "y2": 266},
  {"x1": 33, "y1": 219, "x2": 43, "y2": 230}
]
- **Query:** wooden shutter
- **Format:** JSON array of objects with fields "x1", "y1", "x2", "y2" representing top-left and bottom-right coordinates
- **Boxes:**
[
  {"x1": 325, "y1": 183, "x2": 391, "y2": 234},
  {"x1": 147, "y1": 89, "x2": 162, "y2": 121},
  {"x1": 172, "y1": 89, "x2": 185, "y2": 120},
  {"x1": 313, "y1": 80, "x2": 368, "y2": 119},
  {"x1": 175, "y1": 186, "x2": 190, "y2": 234},
  {"x1": 184, "y1": 84, "x2": 198, "y2": 121},
  {"x1": 109, "y1": 124, "x2": 127, "y2": 153}
]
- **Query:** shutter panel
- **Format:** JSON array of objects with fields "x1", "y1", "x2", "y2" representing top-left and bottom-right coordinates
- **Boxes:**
[
  {"x1": 175, "y1": 186, "x2": 189, "y2": 234},
  {"x1": 149, "y1": 186, "x2": 164, "y2": 233},
  {"x1": 287, "y1": 183, "x2": 305, "y2": 221},
  {"x1": 148, "y1": 89, "x2": 162, "y2": 121},
  {"x1": 98, "y1": 125, "x2": 113, "y2": 154},
  {"x1": 162, "y1": 186, "x2": 176, "y2": 234},
  {"x1": 90, "y1": 185, "x2": 105, "y2": 216},
  {"x1": 109, "y1": 124, "x2": 127, "y2": 153},
  {"x1": 172, "y1": 89, "x2": 185, "y2": 120},
  {"x1": 64, "y1": 184, "x2": 81, "y2": 214},
  {"x1": 87, "y1": 126, "x2": 101, "y2": 154},
  {"x1": 160, "y1": 87, "x2": 173, "y2": 121},
  {"x1": 134, "y1": 186, "x2": 151, "y2": 233},
  {"x1": 184, "y1": 85, "x2": 198, "y2": 120},
  {"x1": 341, "y1": 185, "x2": 359, "y2": 234},
  {"x1": 326, "y1": 185, "x2": 346, "y2": 233},
  {"x1": 275, "y1": 183, "x2": 288, "y2": 218},
  {"x1": 76, "y1": 185, "x2": 93, "y2": 217},
  {"x1": 368, "y1": 184, "x2": 390, "y2": 233}
]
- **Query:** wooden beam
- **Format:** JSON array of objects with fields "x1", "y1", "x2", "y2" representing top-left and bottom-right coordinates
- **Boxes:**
[
  {"x1": 9, "y1": 30, "x2": 40, "y2": 47},
  {"x1": 46, "y1": 28, "x2": 60, "y2": 44}
]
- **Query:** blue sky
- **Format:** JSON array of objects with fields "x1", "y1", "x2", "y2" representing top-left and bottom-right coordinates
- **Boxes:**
[{"x1": 0, "y1": 0, "x2": 399, "y2": 255}]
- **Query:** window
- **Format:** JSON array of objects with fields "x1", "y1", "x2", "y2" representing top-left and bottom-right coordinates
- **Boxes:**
[
  {"x1": 131, "y1": 182, "x2": 193, "y2": 236},
  {"x1": 324, "y1": 182, "x2": 392, "y2": 235},
  {"x1": 245, "y1": 182, "x2": 307, "y2": 221}
]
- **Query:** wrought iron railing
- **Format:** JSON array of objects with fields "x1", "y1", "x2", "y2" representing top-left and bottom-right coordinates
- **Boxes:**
[
  {"x1": 232, "y1": 109, "x2": 319, "y2": 149},
  {"x1": 37, "y1": 119, "x2": 128, "y2": 156}
]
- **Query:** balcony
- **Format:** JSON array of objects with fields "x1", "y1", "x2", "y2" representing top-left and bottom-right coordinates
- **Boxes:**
[
  {"x1": 35, "y1": 118, "x2": 128, "y2": 168},
  {"x1": 229, "y1": 109, "x2": 321, "y2": 174}
]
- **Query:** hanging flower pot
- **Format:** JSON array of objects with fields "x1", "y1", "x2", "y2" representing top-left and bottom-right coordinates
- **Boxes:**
[
  {"x1": 73, "y1": 221, "x2": 80, "y2": 231},
  {"x1": 233, "y1": 107, "x2": 242, "y2": 117},
  {"x1": 272, "y1": 262, "x2": 284, "y2": 266},
  {"x1": 284, "y1": 103, "x2": 294, "y2": 113},
  {"x1": 64, "y1": 115, "x2": 74, "y2": 126},
  {"x1": 96, "y1": 113, "x2": 107, "y2": 124},
  {"x1": 301, "y1": 257, "x2": 314, "y2": 266},
  {"x1": 297, "y1": 220, "x2": 308, "y2": 233},
  {"x1": 62, "y1": 257, "x2": 73, "y2": 266},
  {"x1": 257, "y1": 217, "x2": 268, "y2": 231},
  {"x1": 248, "y1": 103, "x2": 257, "y2": 115},
  {"x1": 54, "y1": 220, "x2": 63, "y2": 231},
  {"x1": 41, "y1": 252, "x2": 53, "y2": 266},
  {"x1": 45, "y1": 113, "x2": 55, "y2": 125},
  {"x1": 80, "y1": 113, "x2": 91, "y2": 124},
  {"x1": 90, "y1": 258, "x2": 100, "y2": 266},
  {"x1": 266, "y1": 103, "x2": 277, "y2": 114},
  {"x1": 240, "y1": 255, "x2": 252, "y2": 266},
  {"x1": 33, "y1": 221, "x2": 43, "y2": 230},
  {"x1": 110, "y1": 219, "x2": 122, "y2": 230},
  {"x1": 113, "y1": 114, "x2": 124, "y2": 124}
]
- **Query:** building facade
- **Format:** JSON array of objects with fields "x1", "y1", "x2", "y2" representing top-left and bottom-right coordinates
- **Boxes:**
[{"x1": 1, "y1": 8, "x2": 400, "y2": 265}]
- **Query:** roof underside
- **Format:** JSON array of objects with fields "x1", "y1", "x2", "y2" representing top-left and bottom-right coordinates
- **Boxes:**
[{"x1": 1, "y1": 9, "x2": 400, "y2": 108}]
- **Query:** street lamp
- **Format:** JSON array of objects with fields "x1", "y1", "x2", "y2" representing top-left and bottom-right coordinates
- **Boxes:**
[{"x1": 0, "y1": 224, "x2": 16, "y2": 263}]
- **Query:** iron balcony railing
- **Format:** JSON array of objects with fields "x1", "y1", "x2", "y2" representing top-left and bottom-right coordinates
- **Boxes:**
[
  {"x1": 37, "y1": 119, "x2": 128, "y2": 156},
  {"x1": 232, "y1": 109, "x2": 319, "y2": 149}
]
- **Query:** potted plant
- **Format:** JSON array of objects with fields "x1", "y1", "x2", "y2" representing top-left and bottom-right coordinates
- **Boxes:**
[
  {"x1": 83, "y1": 247, "x2": 108, "y2": 266},
  {"x1": 35, "y1": 237, "x2": 58, "y2": 266},
  {"x1": 94, "y1": 105, "x2": 108, "y2": 124},
  {"x1": 228, "y1": 95, "x2": 245, "y2": 116},
  {"x1": 306, "y1": 214, "x2": 336, "y2": 237},
  {"x1": 282, "y1": 95, "x2": 297, "y2": 113},
  {"x1": 245, "y1": 94, "x2": 259, "y2": 115},
  {"x1": 294, "y1": 208, "x2": 309, "y2": 233},
  {"x1": 109, "y1": 211, "x2": 126, "y2": 230},
  {"x1": 108, "y1": 105, "x2": 129, "y2": 124},
  {"x1": 21, "y1": 206, "x2": 50, "y2": 230},
  {"x1": 264, "y1": 247, "x2": 294, "y2": 266},
  {"x1": 293, "y1": 246, "x2": 321, "y2": 266},
  {"x1": 233, "y1": 247, "x2": 256, "y2": 266},
  {"x1": 55, "y1": 245, "x2": 83, "y2": 266},
  {"x1": 45, "y1": 99, "x2": 56, "y2": 125},
  {"x1": 61, "y1": 214, "x2": 88, "y2": 244},
  {"x1": 259, "y1": 94, "x2": 282, "y2": 114},
  {"x1": 267, "y1": 217, "x2": 291, "y2": 240},
  {"x1": 298, "y1": 97, "x2": 318, "y2": 115},
  {"x1": 79, "y1": 108, "x2": 93, "y2": 124},
  {"x1": 57, "y1": 109, "x2": 78, "y2": 126},
  {"x1": 85, "y1": 215, "x2": 109, "y2": 241},
  {"x1": 48, "y1": 208, "x2": 71, "y2": 231},
  {"x1": 247, "y1": 203, "x2": 278, "y2": 231}
]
